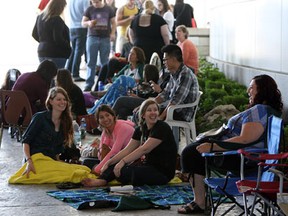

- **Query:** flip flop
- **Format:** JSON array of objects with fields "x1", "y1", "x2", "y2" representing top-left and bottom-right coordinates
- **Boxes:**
[{"x1": 177, "y1": 201, "x2": 204, "y2": 214}]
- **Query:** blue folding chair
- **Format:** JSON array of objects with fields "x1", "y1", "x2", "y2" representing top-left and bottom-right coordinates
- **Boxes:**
[{"x1": 202, "y1": 115, "x2": 284, "y2": 216}]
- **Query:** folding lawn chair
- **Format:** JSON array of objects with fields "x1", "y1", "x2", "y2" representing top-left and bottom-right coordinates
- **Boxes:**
[
  {"x1": 0, "y1": 90, "x2": 32, "y2": 145},
  {"x1": 202, "y1": 115, "x2": 284, "y2": 216},
  {"x1": 236, "y1": 151, "x2": 288, "y2": 215}
]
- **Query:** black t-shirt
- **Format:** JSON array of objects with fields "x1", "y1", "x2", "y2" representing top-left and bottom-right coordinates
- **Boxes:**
[
  {"x1": 174, "y1": 3, "x2": 194, "y2": 27},
  {"x1": 132, "y1": 120, "x2": 177, "y2": 179}
]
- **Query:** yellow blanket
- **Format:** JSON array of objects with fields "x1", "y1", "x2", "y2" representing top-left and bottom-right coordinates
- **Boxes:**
[
  {"x1": 9, "y1": 153, "x2": 182, "y2": 185},
  {"x1": 9, "y1": 153, "x2": 97, "y2": 184}
]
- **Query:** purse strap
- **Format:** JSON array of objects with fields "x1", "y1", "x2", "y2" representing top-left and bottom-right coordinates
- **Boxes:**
[{"x1": 208, "y1": 135, "x2": 265, "y2": 151}]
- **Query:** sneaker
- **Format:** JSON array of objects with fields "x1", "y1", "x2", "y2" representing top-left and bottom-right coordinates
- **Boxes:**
[{"x1": 74, "y1": 77, "x2": 85, "y2": 82}]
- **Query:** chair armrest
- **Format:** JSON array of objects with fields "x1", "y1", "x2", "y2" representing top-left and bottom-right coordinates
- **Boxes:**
[
  {"x1": 202, "y1": 150, "x2": 239, "y2": 157},
  {"x1": 238, "y1": 150, "x2": 288, "y2": 162},
  {"x1": 165, "y1": 91, "x2": 202, "y2": 122},
  {"x1": 202, "y1": 148, "x2": 267, "y2": 158},
  {"x1": 166, "y1": 101, "x2": 199, "y2": 121},
  {"x1": 269, "y1": 168, "x2": 288, "y2": 202}
]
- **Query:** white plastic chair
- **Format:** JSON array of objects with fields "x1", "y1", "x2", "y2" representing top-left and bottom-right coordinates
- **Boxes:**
[
  {"x1": 149, "y1": 52, "x2": 162, "y2": 73},
  {"x1": 165, "y1": 91, "x2": 202, "y2": 145}
]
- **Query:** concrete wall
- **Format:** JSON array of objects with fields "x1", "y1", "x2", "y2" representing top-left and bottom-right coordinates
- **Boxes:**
[
  {"x1": 188, "y1": 28, "x2": 210, "y2": 57},
  {"x1": 207, "y1": 0, "x2": 288, "y2": 121}
]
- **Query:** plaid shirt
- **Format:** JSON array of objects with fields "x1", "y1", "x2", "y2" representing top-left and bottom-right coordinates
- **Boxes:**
[{"x1": 159, "y1": 64, "x2": 199, "y2": 121}]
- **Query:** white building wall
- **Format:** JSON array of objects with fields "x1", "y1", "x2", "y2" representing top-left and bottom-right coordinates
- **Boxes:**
[{"x1": 207, "y1": 0, "x2": 288, "y2": 121}]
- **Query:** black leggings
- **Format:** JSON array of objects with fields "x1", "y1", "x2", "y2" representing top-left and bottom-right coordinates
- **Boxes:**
[
  {"x1": 181, "y1": 142, "x2": 257, "y2": 177},
  {"x1": 99, "y1": 162, "x2": 170, "y2": 186}
]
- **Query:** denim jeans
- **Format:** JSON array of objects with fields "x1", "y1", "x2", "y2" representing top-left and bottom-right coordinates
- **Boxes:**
[
  {"x1": 112, "y1": 96, "x2": 145, "y2": 120},
  {"x1": 85, "y1": 36, "x2": 110, "y2": 90},
  {"x1": 39, "y1": 57, "x2": 66, "y2": 69},
  {"x1": 65, "y1": 28, "x2": 87, "y2": 77}
]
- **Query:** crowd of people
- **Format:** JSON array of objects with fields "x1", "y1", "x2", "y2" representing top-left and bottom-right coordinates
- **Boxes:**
[{"x1": 5, "y1": 0, "x2": 284, "y2": 215}]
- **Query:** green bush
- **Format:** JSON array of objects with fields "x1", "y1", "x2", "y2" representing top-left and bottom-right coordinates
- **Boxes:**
[{"x1": 196, "y1": 59, "x2": 248, "y2": 133}]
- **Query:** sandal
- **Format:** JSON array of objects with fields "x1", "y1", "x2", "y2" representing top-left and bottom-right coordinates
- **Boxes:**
[{"x1": 177, "y1": 201, "x2": 204, "y2": 214}]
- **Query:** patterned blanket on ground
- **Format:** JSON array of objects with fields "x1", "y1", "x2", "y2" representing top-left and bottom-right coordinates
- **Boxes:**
[{"x1": 47, "y1": 184, "x2": 193, "y2": 210}]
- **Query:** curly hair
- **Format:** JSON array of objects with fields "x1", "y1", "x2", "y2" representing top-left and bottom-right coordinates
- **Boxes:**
[
  {"x1": 249, "y1": 74, "x2": 283, "y2": 113},
  {"x1": 132, "y1": 46, "x2": 146, "y2": 64},
  {"x1": 45, "y1": 87, "x2": 73, "y2": 147}
]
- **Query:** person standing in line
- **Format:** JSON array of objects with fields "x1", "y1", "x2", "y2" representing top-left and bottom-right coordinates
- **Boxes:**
[
  {"x1": 115, "y1": 0, "x2": 138, "y2": 53},
  {"x1": 175, "y1": 25, "x2": 199, "y2": 74},
  {"x1": 32, "y1": 0, "x2": 71, "y2": 69},
  {"x1": 65, "y1": 0, "x2": 90, "y2": 82},
  {"x1": 157, "y1": 0, "x2": 174, "y2": 43},
  {"x1": 105, "y1": 0, "x2": 117, "y2": 53},
  {"x1": 129, "y1": 0, "x2": 170, "y2": 63},
  {"x1": 173, "y1": 0, "x2": 194, "y2": 28},
  {"x1": 37, "y1": 0, "x2": 50, "y2": 12},
  {"x1": 82, "y1": 0, "x2": 116, "y2": 91}
]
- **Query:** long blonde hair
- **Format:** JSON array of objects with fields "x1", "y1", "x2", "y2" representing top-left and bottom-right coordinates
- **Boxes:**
[{"x1": 142, "y1": 0, "x2": 155, "y2": 15}]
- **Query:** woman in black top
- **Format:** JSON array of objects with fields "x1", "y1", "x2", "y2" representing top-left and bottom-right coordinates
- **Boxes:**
[
  {"x1": 56, "y1": 69, "x2": 87, "y2": 119},
  {"x1": 32, "y1": 0, "x2": 71, "y2": 68}
]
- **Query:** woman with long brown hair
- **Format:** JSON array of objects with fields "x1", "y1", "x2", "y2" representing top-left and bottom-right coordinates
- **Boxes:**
[{"x1": 22, "y1": 87, "x2": 74, "y2": 178}]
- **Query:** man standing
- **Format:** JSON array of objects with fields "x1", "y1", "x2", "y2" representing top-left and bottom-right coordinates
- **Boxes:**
[
  {"x1": 82, "y1": 0, "x2": 116, "y2": 91},
  {"x1": 115, "y1": 0, "x2": 138, "y2": 53},
  {"x1": 155, "y1": 44, "x2": 199, "y2": 122},
  {"x1": 66, "y1": 0, "x2": 90, "y2": 82}
]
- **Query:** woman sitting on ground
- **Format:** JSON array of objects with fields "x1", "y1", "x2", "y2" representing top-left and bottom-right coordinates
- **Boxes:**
[
  {"x1": 177, "y1": 74, "x2": 283, "y2": 214},
  {"x1": 56, "y1": 69, "x2": 87, "y2": 119},
  {"x1": 88, "y1": 47, "x2": 146, "y2": 114},
  {"x1": 81, "y1": 98, "x2": 177, "y2": 187},
  {"x1": 82, "y1": 104, "x2": 135, "y2": 175},
  {"x1": 9, "y1": 87, "x2": 98, "y2": 184},
  {"x1": 22, "y1": 87, "x2": 74, "y2": 178},
  {"x1": 94, "y1": 27, "x2": 133, "y2": 90},
  {"x1": 112, "y1": 64, "x2": 161, "y2": 120}
]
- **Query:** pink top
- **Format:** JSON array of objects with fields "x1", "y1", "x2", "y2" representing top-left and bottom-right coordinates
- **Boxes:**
[
  {"x1": 93, "y1": 120, "x2": 135, "y2": 174},
  {"x1": 177, "y1": 39, "x2": 199, "y2": 74}
]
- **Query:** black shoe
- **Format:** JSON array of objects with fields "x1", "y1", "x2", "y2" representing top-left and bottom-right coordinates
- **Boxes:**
[{"x1": 74, "y1": 77, "x2": 85, "y2": 82}]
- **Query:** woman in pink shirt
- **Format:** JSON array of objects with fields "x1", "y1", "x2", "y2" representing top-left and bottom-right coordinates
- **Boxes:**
[
  {"x1": 175, "y1": 25, "x2": 199, "y2": 74},
  {"x1": 93, "y1": 104, "x2": 135, "y2": 175}
]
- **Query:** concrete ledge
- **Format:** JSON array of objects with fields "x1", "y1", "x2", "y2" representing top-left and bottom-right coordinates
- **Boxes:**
[{"x1": 187, "y1": 28, "x2": 210, "y2": 57}]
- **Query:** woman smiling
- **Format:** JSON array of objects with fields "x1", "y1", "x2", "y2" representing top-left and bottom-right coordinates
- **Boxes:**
[
  {"x1": 81, "y1": 99, "x2": 177, "y2": 187},
  {"x1": 91, "y1": 105, "x2": 135, "y2": 175}
]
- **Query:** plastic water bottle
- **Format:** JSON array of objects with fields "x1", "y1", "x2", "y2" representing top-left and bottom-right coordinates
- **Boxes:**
[
  {"x1": 98, "y1": 81, "x2": 104, "y2": 91},
  {"x1": 80, "y1": 118, "x2": 86, "y2": 139},
  {"x1": 73, "y1": 120, "x2": 81, "y2": 147}
]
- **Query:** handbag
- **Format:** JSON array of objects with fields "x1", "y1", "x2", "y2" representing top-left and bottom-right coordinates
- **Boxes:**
[
  {"x1": 76, "y1": 114, "x2": 98, "y2": 134},
  {"x1": 195, "y1": 124, "x2": 229, "y2": 143}
]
